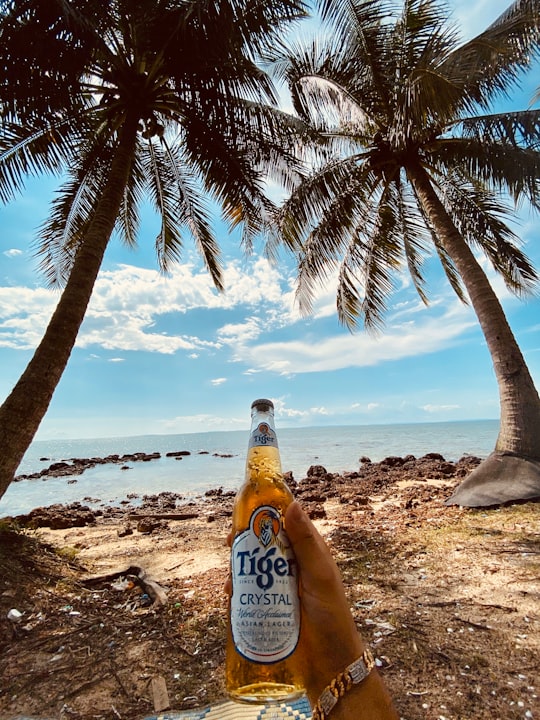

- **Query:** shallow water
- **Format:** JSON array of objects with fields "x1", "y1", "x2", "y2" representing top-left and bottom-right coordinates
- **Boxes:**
[{"x1": 1, "y1": 419, "x2": 498, "y2": 517}]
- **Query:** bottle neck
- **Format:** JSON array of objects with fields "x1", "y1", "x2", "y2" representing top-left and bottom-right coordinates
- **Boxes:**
[{"x1": 248, "y1": 409, "x2": 278, "y2": 450}]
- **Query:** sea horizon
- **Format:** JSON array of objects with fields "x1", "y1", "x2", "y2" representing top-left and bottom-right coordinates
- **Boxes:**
[
  {"x1": 1, "y1": 418, "x2": 499, "y2": 517},
  {"x1": 30, "y1": 415, "x2": 500, "y2": 445}
]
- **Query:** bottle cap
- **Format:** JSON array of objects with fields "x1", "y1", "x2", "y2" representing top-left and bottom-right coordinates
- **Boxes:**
[{"x1": 251, "y1": 398, "x2": 274, "y2": 411}]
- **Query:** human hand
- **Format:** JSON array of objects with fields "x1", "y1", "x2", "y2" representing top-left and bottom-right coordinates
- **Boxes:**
[
  {"x1": 285, "y1": 501, "x2": 398, "y2": 719},
  {"x1": 284, "y1": 501, "x2": 364, "y2": 701}
]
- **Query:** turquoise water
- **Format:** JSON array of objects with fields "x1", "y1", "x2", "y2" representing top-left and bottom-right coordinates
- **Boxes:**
[{"x1": 0, "y1": 419, "x2": 498, "y2": 517}]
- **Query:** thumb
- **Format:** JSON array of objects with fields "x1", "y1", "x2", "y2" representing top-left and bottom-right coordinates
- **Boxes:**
[{"x1": 285, "y1": 501, "x2": 342, "y2": 591}]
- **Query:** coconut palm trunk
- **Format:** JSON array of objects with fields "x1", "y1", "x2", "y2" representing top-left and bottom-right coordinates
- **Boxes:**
[
  {"x1": 0, "y1": 118, "x2": 138, "y2": 501},
  {"x1": 407, "y1": 163, "x2": 540, "y2": 505}
]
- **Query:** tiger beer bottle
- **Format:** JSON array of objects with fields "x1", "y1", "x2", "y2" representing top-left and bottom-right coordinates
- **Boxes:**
[{"x1": 226, "y1": 398, "x2": 305, "y2": 703}]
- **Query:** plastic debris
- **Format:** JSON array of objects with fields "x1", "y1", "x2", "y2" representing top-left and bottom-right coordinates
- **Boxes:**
[{"x1": 7, "y1": 608, "x2": 23, "y2": 623}]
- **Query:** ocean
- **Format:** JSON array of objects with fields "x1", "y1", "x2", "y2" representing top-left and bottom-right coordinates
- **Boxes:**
[{"x1": 0, "y1": 419, "x2": 499, "y2": 517}]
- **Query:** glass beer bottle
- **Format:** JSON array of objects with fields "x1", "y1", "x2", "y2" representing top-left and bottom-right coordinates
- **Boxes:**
[{"x1": 226, "y1": 398, "x2": 305, "y2": 703}]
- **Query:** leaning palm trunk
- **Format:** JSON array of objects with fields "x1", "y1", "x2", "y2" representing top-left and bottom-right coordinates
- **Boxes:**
[
  {"x1": 0, "y1": 120, "x2": 138, "y2": 501},
  {"x1": 408, "y1": 163, "x2": 540, "y2": 506}
]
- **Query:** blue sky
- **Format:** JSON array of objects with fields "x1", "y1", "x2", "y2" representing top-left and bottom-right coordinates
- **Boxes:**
[{"x1": 1, "y1": 0, "x2": 539, "y2": 441}]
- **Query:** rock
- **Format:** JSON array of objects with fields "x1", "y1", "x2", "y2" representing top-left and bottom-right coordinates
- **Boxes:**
[
  {"x1": 304, "y1": 503, "x2": 326, "y2": 519},
  {"x1": 16, "y1": 503, "x2": 97, "y2": 529},
  {"x1": 48, "y1": 461, "x2": 71, "y2": 472},
  {"x1": 422, "y1": 452, "x2": 446, "y2": 462},
  {"x1": 307, "y1": 465, "x2": 328, "y2": 477},
  {"x1": 136, "y1": 518, "x2": 163, "y2": 534},
  {"x1": 283, "y1": 470, "x2": 296, "y2": 487},
  {"x1": 15, "y1": 451, "x2": 165, "y2": 482},
  {"x1": 381, "y1": 456, "x2": 406, "y2": 467}
]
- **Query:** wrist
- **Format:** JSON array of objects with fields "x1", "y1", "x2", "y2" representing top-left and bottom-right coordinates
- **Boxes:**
[
  {"x1": 311, "y1": 648, "x2": 375, "y2": 720},
  {"x1": 318, "y1": 671, "x2": 397, "y2": 720},
  {"x1": 308, "y1": 650, "x2": 398, "y2": 720},
  {"x1": 303, "y1": 632, "x2": 365, "y2": 704}
]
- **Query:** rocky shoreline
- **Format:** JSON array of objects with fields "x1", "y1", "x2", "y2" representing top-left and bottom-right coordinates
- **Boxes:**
[
  {"x1": 14, "y1": 448, "x2": 235, "y2": 483},
  {"x1": 10, "y1": 451, "x2": 482, "y2": 529}
]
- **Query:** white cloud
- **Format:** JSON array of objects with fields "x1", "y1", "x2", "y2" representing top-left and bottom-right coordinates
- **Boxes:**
[
  {"x1": 211, "y1": 377, "x2": 227, "y2": 386},
  {"x1": 272, "y1": 398, "x2": 331, "y2": 422},
  {"x1": 310, "y1": 406, "x2": 329, "y2": 416},
  {"x1": 2, "y1": 230, "x2": 525, "y2": 379},
  {"x1": 220, "y1": 258, "x2": 291, "y2": 308},
  {"x1": 422, "y1": 404, "x2": 461, "y2": 413},
  {"x1": 238, "y1": 308, "x2": 477, "y2": 375},
  {"x1": 78, "y1": 321, "x2": 203, "y2": 354},
  {"x1": 159, "y1": 413, "x2": 245, "y2": 434},
  {"x1": 272, "y1": 398, "x2": 310, "y2": 419},
  {"x1": 3, "y1": 249, "x2": 23, "y2": 258},
  {"x1": 218, "y1": 317, "x2": 262, "y2": 345},
  {"x1": 0, "y1": 287, "x2": 58, "y2": 349},
  {"x1": 0, "y1": 257, "x2": 291, "y2": 353}
]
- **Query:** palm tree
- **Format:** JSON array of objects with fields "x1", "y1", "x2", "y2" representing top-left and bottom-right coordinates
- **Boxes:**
[
  {"x1": 0, "y1": 0, "x2": 308, "y2": 504},
  {"x1": 271, "y1": 0, "x2": 540, "y2": 506}
]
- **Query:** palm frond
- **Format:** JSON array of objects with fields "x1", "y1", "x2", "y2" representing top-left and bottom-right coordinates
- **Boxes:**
[
  {"x1": 161, "y1": 0, "x2": 307, "y2": 111},
  {"x1": 0, "y1": 120, "x2": 83, "y2": 203},
  {"x1": 458, "y1": 109, "x2": 540, "y2": 150},
  {"x1": 34, "y1": 137, "x2": 116, "y2": 286},
  {"x1": 431, "y1": 240, "x2": 467, "y2": 302},
  {"x1": 0, "y1": 0, "x2": 92, "y2": 124},
  {"x1": 292, "y1": 164, "x2": 379, "y2": 318},
  {"x1": 440, "y1": 0, "x2": 540, "y2": 111},
  {"x1": 318, "y1": 0, "x2": 392, "y2": 53},
  {"x1": 392, "y1": 7, "x2": 465, "y2": 134},
  {"x1": 145, "y1": 137, "x2": 224, "y2": 289},
  {"x1": 276, "y1": 156, "x2": 369, "y2": 253},
  {"x1": 439, "y1": 175, "x2": 538, "y2": 295},
  {"x1": 276, "y1": 35, "x2": 372, "y2": 132},
  {"x1": 144, "y1": 139, "x2": 182, "y2": 271},
  {"x1": 116, "y1": 151, "x2": 145, "y2": 249},
  {"x1": 355, "y1": 183, "x2": 405, "y2": 330},
  {"x1": 395, "y1": 178, "x2": 431, "y2": 305},
  {"x1": 434, "y1": 136, "x2": 540, "y2": 209}
]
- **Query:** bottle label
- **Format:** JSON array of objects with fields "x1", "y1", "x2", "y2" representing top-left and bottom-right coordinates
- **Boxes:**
[
  {"x1": 248, "y1": 422, "x2": 278, "y2": 449},
  {"x1": 230, "y1": 505, "x2": 300, "y2": 663}
]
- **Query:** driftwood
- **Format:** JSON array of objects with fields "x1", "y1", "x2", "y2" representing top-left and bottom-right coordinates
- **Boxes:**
[
  {"x1": 151, "y1": 675, "x2": 170, "y2": 712},
  {"x1": 82, "y1": 565, "x2": 168, "y2": 606}
]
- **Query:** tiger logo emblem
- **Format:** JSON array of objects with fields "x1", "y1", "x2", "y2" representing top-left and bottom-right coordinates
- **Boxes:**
[{"x1": 252, "y1": 506, "x2": 287, "y2": 553}]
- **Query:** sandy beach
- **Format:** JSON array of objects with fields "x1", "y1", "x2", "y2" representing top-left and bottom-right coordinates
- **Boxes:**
[{"x1": 1, "y1": 454, "x2": 539, "y2": 719}]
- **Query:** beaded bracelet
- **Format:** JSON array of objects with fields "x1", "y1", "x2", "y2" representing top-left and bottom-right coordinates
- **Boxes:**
[{"x1": 311, "y1": 648, "x2": 376, "y2": 720}]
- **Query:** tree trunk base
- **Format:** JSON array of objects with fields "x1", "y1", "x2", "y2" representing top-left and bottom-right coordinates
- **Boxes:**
[{"x1": 445, "y1": 452, "x2": 540, "y2": 507}]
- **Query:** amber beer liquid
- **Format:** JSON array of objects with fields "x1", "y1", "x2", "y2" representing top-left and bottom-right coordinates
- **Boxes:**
[{"x1": 226, "y1": 399, "x2": 304, "y2": 703}]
